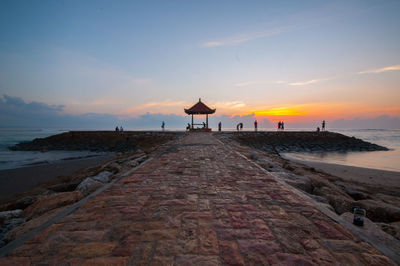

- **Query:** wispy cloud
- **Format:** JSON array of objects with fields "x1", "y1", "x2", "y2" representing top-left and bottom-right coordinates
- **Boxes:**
[
  {"x1": 357, "y1": 64, "x2": 400, "y2": 74},
  {"x1": 288, "y1": 78, "x2": 328, "y2": 86},
  {"x1": 234, "y1": 77, "x2": 330, "y2": 87},
  {"x1": 213, "y1": 101, "x2": 246, "y2": 109},
  {"x1": 202, "y1": 27, "x2": 291, "y2": 47}
]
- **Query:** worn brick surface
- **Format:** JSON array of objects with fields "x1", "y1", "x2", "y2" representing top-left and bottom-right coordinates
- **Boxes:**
[{"x1": 0, "y1": 133, "x2": 395, "y2": 265}]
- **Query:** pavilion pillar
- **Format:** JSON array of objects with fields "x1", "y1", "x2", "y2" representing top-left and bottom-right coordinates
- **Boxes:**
[
  {"x1": 206, "y1": 114, "x2": 208, "y2": 129},
  {"x1": 191, "y1": 114, "x2": 193, "y2": 129}
]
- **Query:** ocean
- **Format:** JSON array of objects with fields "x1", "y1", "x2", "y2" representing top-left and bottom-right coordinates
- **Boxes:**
[
  {"x1": 0, "y1": 128, "x2": 399, "y2": 172},
  {"x1": 282, "y1": 129, "x2": 400, "y2": 172},
  {"x1": 0, "y1": 128, "x2": 107, "y2": 170}
]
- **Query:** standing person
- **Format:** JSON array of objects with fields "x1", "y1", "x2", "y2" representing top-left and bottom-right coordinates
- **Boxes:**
[
  {"x1": 115, "y1": 126, "x2": 119, "y2": 132},
  {"x1": 120, "y1": 126, "x2": 123, "y2": 132},
  {"x1": 278, "y1": 121, "x2": 281, "y2": 130},
  {"x1": 322, "y1": 120, "x2": 326, "y2": 131},
  {"x1": 254, "y1": 120, "x2": 258, "y2": 132},
  {"x1": 161, "y1": 121, "x2": 165, "y2": 131},
  {"x1": 218, "y1": 122, "x2": 222, "y2": 132},
  {"x1": 281, "y1": 121, "x2": 285, "y2": 130},
  {"x1": 240, "y1": 123, "x2": 243, "y2": 131}
]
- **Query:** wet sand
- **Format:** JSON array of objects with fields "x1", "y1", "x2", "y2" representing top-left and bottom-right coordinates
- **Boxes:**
[
  {"x1": 0, "y1": 155, "x2": 114, "y2": 201},
  {"x1": 286, "y1": 157, "x2": 400, "y2": 188}
]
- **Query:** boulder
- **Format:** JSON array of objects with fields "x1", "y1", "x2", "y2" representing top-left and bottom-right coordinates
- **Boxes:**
[
  {"x1": 104, "y1": 162, "x2": 122, "y2": 173},
  {"x1": 325, "y1": 194, "x2": 355, "y2": 215},
  {"x1": 22, "y1": 191, "x2": 83, "y2": 220},
  {"x1": 355, "y1": 200, "x2": 400, "y2": 223},
  {"x1": 377, "y1": 222, "x2": 400, "y2": 240},
  {"x1": 92, "y1": 171, "x2": 112, "y2": 183},
  {"x1": 76, "y1": 178, "x2": 103, "y2": 196},
  {"x1": 0, "y1": 210, "x2": 23, "y2": 224},
  {"x1": 0, "y1": 217, "x2": 26, "y2": 241},
  {"x1": 15, "y1": 196, "x2": 36, "y2": 210}
]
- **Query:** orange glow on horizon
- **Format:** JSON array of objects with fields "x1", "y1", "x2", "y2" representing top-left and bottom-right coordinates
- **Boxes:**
[{"x1": 252, "y1": 107, "x2": 307, "y2": 117}]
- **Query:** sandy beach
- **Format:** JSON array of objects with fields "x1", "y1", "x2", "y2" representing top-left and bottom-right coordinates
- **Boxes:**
[
  {"x1": 285, "y1": 157, "x2": 400, "y2": 189},
  {"x1": 0, "y1": 155, "x2": 114, "y2": 202}
]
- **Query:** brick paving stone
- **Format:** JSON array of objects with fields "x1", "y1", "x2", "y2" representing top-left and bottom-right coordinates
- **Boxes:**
[{"x1": 0, "y1": 132, "x2": 396, "y2": 265}]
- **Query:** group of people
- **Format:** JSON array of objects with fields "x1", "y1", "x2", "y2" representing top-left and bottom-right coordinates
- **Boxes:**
[
  {"x1": 115, "y1": 126, "x2": 124, "y2": 132},
  {"x1": 277, "y1": 121, "x2": 285, "y2": 130},
  {"x1": 163, "y1": 120, "x2": 327, "y2": 132}
]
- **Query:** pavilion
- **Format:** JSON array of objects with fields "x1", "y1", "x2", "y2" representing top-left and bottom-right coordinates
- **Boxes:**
[{"x1": 184, "y1": 98, "x2": 216, "y2": 131}]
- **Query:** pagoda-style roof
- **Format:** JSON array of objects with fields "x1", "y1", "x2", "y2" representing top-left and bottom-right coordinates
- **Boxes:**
[{"x1": 184, "y1": 98, "x2": 216, "y2": 115}]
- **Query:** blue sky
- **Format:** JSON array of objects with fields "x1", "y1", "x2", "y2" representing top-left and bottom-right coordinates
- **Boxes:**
[{"x1": 0, "y1": 0, "x2": 399, "y2": 128}]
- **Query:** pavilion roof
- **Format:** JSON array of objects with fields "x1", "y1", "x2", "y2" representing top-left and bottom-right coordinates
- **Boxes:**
[{"x1": 184, "y1": 98, "x2": 216, "y2": 115}]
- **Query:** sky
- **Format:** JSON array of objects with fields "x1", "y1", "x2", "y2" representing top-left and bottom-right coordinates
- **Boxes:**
[{"x1": 0, "y1": 0, "x2": 400, "y2": 129}]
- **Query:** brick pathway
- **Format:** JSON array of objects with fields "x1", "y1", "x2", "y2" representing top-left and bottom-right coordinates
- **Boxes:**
[{"x1": 0, "y1": 133, "x2": 395, "y2": 265}]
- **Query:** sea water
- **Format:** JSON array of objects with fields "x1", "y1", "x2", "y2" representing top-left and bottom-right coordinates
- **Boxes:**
[
  {"x1": 0, "y1": 128, "x2": 106, "y2": 170},
  {"x1": 1, "y1": 128, "x2": 399, "y2": 172},
  {"x1": 282, "y1": 129, "x2": 400, "y2": 172}
]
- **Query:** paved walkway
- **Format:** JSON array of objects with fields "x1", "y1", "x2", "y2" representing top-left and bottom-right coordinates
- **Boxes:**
[{"x1": 0, "y1": 133, "x2": 395, "y2": 265}]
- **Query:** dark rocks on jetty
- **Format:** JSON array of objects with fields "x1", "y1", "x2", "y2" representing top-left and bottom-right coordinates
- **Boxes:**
[
  {"x1": 9, "y1": 131, "x2": 180, "y2": 152},
  {"x1": 227, "y1": 131, "x2": 388, "y2": 153}
]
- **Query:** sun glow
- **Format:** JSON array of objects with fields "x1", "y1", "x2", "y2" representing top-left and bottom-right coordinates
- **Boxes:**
[{"x1": 253, "y1": 107, "x2": 307, "y2": 116}]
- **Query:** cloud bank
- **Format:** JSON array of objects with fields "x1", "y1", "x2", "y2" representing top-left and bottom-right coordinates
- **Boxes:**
[{"x1": 1, "y1": 95, "x2": 399, "y2": 130}]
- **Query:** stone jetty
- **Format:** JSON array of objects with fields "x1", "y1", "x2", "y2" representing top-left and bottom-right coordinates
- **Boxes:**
[{"x1": 0, "y1": 133, "x2": 396, "y2": 265}]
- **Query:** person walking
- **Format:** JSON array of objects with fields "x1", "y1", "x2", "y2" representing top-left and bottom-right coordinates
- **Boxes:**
[
  {"x1": 322, "y1": 120, "x2": 326, "y2": 131},
  {"x1": 161, "y1": 121, "x2": 165, "y2": 131},
  {"x1": 218, "y1": 122, "x2": 222, "y2": 132},
  {"x1": 254, "y1": 120, "x2": 258, "y2": 132}
]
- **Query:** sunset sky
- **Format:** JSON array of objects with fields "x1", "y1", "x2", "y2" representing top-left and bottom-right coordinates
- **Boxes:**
[{"x1": 1, "y1": 0, "x2": 399, "y2": 127}]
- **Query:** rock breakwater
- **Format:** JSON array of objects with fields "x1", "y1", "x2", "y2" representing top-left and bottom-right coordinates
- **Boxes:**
[
  {"x1": 228, "y1": 131, "x2": 388, "y2": 153},
  {"x1": 9, "y1": 131, "x2": 181, "y2": 152}
]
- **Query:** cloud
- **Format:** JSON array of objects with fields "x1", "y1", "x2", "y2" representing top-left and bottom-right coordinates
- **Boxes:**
[
  {"x1": 202, "y1": 27, "x2": 290, "y2": 47},
  {"x1": 288, "y1": 78, "x2": 326, "y2": 86},
  {"x1": 1, "y1": 95, "x2": 64, "y2": 113},
  {"x1": 357, "y1": 64, "x2": 400, "y2": 74},
  {"x1": 234, "y1": 77, "x2": 330, "y2": 87}
]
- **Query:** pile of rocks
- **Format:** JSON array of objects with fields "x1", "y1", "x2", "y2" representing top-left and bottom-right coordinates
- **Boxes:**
[{"x1": 9, "y1": 131, "x2": 180, "y2": 152}]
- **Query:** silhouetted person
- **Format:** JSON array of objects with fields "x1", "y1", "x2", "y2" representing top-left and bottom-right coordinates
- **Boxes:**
[
  {"x1": 218, "y1": 122, "x2": 222, "y2": 132},
  {"x1": 322, "y1": 120, "x2": 326, "y2": 131},
  {"x1": 120, "y1": 126, "x2": 123, "y2": 132},
  {"x1": 115, "y1": 126, "x2": 119, "y2": 132},
  {"x1": 317, "y1": 127, "x2": 320, "y2": 132},
  {"x1": 186, "y1": 123, "x2": 191, "y2": 131},
  {"x1": 278, "y1": 121, "x2": 281, "y2": 130},
  {"x1": 281, "y1": 121, "x2": 284, "y2": 130},
  {"x1": 161, "y1": 121, "x2": 165, "y2": 131},
  {"x1": 240, "y1": 123, "x2": 243, "y2": 131},
  {"x1": 254, "y1": 120, "x2": 258, "y2": 132}
]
